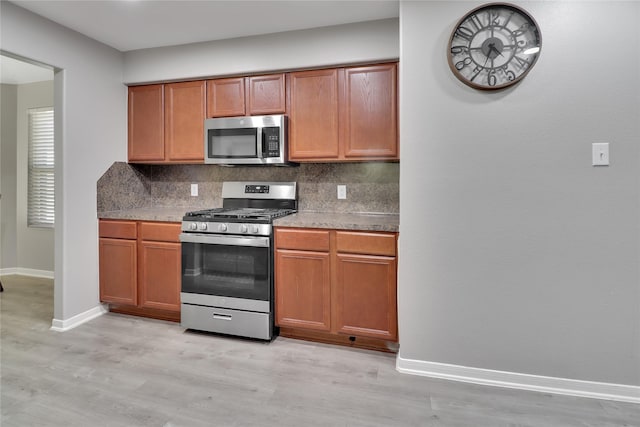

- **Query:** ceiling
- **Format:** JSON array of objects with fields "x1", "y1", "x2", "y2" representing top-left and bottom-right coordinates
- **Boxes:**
[{"x1": 10, "y1": 0, "x2": 399, "y2": 52}]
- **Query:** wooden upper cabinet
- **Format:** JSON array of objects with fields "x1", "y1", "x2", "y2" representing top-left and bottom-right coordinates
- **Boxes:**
[
  {"x1": 246, "y1": 73, "x2": 286, "y2": 115},
  {"x1": 207, "y1": 74, "x2": 286, "y2": 117},
  {"x1": 341, "y1": 63, "x2": 398, "y2": 159},
  {"x1": 207, "y1": 77, "x2": 246, "y2": 117},
  {"x1": 128, "y1": 85, "x2": 164, "y2": 162},
  {"x1": 287, "y1": 63, "x2": 398, "y2": 162},
  {"x1": 288, "y1": 69, "x2": 340, "y2": 160},
  {"x1": 165, "y1": 81, "x2": 205, "y2": 161}
]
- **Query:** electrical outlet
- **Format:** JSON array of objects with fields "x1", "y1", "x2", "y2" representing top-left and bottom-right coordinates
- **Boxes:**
[
  {"x1": 191, "y1": 183, "x2": 198, "y2": 197},
  {"x1": 337, "y1": 185, "x2": 347, "y2": 199}
]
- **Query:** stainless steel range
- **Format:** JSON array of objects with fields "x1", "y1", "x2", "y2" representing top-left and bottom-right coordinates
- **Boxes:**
[{"x1": 179, "y1": 181, "x2": 296, "y2": 340}]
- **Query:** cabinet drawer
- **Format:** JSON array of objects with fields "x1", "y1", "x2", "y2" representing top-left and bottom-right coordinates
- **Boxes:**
[
  {"x1": 99, "y1": 220, "x2": 137, "y2": 239},
  {"x1": 139, "y1": 222, "x2": 181, "y2": 242},
  {"x1": 275, "y1": 228, "x2": 330, "y2": 251},
  {"x1": 336, "y1": 231, "x2": 396, "y2": 256}
]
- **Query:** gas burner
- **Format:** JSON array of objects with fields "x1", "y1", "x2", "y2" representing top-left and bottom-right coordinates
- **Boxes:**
[
  {"x1": 181, "y1": 181, "x2": 297, "y2": 234},
  {"x1": 184, "y1": 207, "x2": 296, "y2": 222}
]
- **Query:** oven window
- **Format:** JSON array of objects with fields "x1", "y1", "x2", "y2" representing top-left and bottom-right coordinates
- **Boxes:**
[
  {"x1": 181, "y1": 241, "x2": 270, "y2": 301},
  {"x1": 208, "y1": 128, "x2": 257, "y2": 158}
]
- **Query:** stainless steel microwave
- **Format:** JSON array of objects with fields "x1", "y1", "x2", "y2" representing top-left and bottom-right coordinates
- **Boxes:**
[{"x1": 204, "y1": 114, "x2": 291, "y2": 166}]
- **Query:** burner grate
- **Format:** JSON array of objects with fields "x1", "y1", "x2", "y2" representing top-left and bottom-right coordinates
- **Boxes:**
[{"x1": 184, "y1": 207, "x2": 295, "y2": 222}]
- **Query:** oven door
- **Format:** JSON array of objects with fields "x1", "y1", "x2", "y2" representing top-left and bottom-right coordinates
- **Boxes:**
[{"x1": 180, "y1": 233, "x2": 271, "y2": 301}]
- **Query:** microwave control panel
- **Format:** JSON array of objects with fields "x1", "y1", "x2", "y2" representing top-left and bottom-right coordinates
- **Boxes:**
[{"x1": 263, "y1": 127, "x2": 280, "y2": 157}]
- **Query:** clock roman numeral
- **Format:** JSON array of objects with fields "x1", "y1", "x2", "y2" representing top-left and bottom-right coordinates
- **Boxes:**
[
  {"x1": 468, "y1": 14, "x2": 484, "y2": 31},
  {"x1": 455, "y1": 26, "x2": 474, "y2": 42}
]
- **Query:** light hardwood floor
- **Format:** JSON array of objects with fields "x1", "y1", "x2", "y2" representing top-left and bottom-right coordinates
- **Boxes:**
[{"x1": 1, "y1": 275, "x2": 638, "y2": 427}]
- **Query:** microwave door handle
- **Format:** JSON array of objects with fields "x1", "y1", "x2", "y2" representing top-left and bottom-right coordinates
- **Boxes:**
[{"x1": 257, "y1": 128, "x2": 264, "y2": 159}]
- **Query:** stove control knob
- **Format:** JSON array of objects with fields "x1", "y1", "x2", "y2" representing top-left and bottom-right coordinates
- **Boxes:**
[
  {"x1": 218, "y1": 223, "x2": 227, "y2": 232},
  {"x1": 198, "y1": 222, "x2": 208, "y2": 231},
  {"x1": 240, "y1": 224, "x2": 248, "y2": 233},
  {"x1": 189, "y1": 222, "x2": 197, "y2": 231},
  {"x1": 251, "y1": 225, "x2": 260, "y2": 234}
]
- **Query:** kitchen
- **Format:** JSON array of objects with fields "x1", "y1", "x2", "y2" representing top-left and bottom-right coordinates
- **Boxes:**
[{"x1": 1, "y1": 1, "x2": 639, "y2": 425}]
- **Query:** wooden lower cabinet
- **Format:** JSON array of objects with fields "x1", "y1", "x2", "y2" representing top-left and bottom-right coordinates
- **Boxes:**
[
  {"x1": 335, "y1": 254, "x2": 397, "y2": 340},
  {"x1": 99, "y1": 219, "x2": 181, "y2": 321},
  {"x1": 99, "y1": 237, "x2": 137, "y2": 305},
  {"x1": 274, "y1": 227, "x2": 398, "y2": 350},
  {"x1": 275, "y1": 249, "x2": 331, "y2": 331},
  {"x1": 138, "y1": 240, "x2": 181, "y2": 312}
]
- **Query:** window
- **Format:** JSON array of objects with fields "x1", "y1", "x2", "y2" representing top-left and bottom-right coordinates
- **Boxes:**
[{"x1": 28, "y1": 107, "x2": 54, "y2": 228}]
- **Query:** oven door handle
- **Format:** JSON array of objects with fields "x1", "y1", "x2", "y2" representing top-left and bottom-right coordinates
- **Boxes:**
[{"x1": 179, "y1": 233, "x2": 270, "y2": 248}]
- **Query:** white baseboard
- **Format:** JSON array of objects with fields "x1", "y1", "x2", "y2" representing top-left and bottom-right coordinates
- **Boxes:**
[
  {"x1": 50, "y1": 304, "x2": 108, "y2": 332},
  {"x1": 0, "y1": 267, "x2": 54, "y2": 279},
  {"x1": 0, "y1": 267, "x2": 18, "y2": 276},
  {"x1": 396, "y1": 356, "x2": 640, "y2": 404}
]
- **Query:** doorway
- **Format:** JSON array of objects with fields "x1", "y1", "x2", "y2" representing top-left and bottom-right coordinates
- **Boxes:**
[{"x1": 0, "y1": 53, "x2": 55, "y2": 282}]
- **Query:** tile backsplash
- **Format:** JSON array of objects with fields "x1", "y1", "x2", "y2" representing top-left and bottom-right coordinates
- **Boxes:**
[{"x1": 97, "y1": 162, "x2": 399, "y2": 214}]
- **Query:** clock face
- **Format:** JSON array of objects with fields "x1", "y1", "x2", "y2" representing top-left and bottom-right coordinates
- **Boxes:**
[{"x1": 448, "y1": 3, "x2": 542, "y2": 90}]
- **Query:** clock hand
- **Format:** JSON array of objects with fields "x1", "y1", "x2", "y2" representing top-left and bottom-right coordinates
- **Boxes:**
[
  {"x1": 489, "y1": 44, "x2": 504, "y2": 57},
  {"x1": 482, "y1": 54, "x2": 491, "y2": 68}
]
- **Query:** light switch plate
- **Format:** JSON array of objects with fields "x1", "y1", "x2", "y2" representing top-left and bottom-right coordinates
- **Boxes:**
[
  {"x1": 191, "y1": 183, "x2": 198, "y2": 197},
  {"x1": 337, "y1": 185, "x2": 347, "y2": 199},
  {"x1": 592, "y1": 143, "x2": 609, "y2": 166}
]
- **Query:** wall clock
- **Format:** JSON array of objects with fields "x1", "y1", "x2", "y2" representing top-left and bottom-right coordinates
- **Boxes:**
[{"x1": 447, "y1": 2, "x2": 542, "y2": 90}]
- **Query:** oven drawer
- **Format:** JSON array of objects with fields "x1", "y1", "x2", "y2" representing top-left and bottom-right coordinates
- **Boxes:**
[{"x1": 181, "y1": 303, "x2": 272, "y2": 340}]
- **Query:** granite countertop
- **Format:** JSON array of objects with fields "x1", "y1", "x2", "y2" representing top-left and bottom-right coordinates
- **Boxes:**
[
  {"x1": 98, "y1": 207, "x2": 191, "y2": 223},
  {"x1": 273, "y1": 211, "x2": 399, "y2": 232},
  {"x1": 98, "y1": 208, "x2": 399, "y2": 232}
]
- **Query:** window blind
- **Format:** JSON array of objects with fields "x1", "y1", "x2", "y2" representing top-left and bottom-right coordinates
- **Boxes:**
[{"x1": 28, "y1": 107, "x2": 54, "y2": 228}]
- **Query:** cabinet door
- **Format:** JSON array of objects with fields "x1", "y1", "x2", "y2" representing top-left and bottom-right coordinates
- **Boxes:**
[
  {"x1": 206, "y1": 77, "x2": 246, "y2": 117},
  {"x1": 138, "y1": 241, "x2": 181, "y2": 312},
  {"x1": 341, "y1": 63, "x2": 398, "y2": 159},
  {"x1": 128, "y1": 85, "x2": 164, "y2": 162},
  {"x1": 275, "y1": 249, "x2": 331, "y2": 331},
  {"x1": 165, "y1": 81, "x2": 205, "y2": 161},
  {"x1": 99, "y1": 238, "x2": 137, "y2": 305},
  {"x1": 247, "y1": 73, "x2": 286, "y2": 115},
  {"x1": 288, "y1": 69, "x2": 340, "y2": 160},
  {"x1": 335, "y1": 253, "x2": 397, "y2": 341}
]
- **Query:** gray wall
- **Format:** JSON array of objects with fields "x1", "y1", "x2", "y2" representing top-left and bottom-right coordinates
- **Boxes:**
[
  {"x1": 0, "y1": 2, "x2": 126, "y2": 322},
  {"x1": 0, "y1": 84, "x2": 18, "y2": 270},
  {"x1": 16, "y1": 81, "x2": 54, "y2": 273},
  {"x1": 123, "y1": 18, "x2": 399, "y2": 84},
  {"x1": 399, "y1": 1, "x2": 640, "y2": 386}
]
